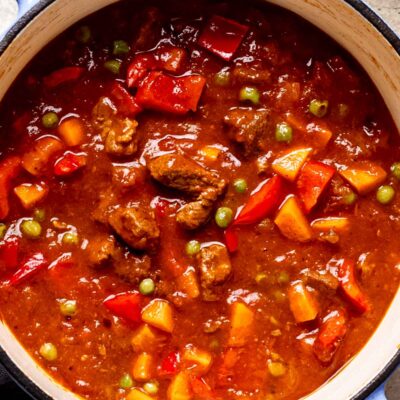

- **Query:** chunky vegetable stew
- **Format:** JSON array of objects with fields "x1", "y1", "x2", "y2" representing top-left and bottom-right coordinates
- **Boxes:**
[{"x1": 0, "y1": 1, "x2": 399, "y2": 399}]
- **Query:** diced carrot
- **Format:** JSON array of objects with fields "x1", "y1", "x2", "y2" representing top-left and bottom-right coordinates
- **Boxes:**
[
  {"x1": 0, "y1": 156, "x2": 21, "y2": 219},
  {"x1": 14, "y1": 183, "x2": 48, "y2": 209},
  {"x1": 131, "y1": 324, "x2": 165, "y2": 352},
  {"x1": 274, "y1": 195, "x2": 313, "y2": 242},
  {"x1": 177, "y1": 267, "x2": 200, "y2": 299},
  {"x1": 167, "y1": 371, "x2": 192, "y2": 400},
  {"x1": 288, "y1": 281, "x2": 319, "y2": 323},
  {"x1": 132, "y1": 352, "x2": 154, "y2": 381},
  {"x1": 272, "y1": 148, "x2": 313, "y2": 182},
  {"x1": 182, "y1": 345, "x2": 213, "y2": 375},
  {"x1": 228, "y1": 302, "x2": 254, "y2": 347},
  {"x1": 199, "y1": 146, "x2": 221, "y2": 162},
  {"x1": 127, "y1": 388, "x2": 155, "y2": 400},
  {"x1": 142, "y1": 299, "x2": 174, "y2": 333},
  {"x1": 22, "y1": 137, "x2": 64, "y2": 176},
  {"x1": 297, "y1": 161, "x2": 335, "y2": 213},
  {"x1": 311, "y1": 217, "x2": 350, "y2": 233},
  {"x1": 58, "y1": 118, "x2": 85, "y2": 146},
  {"x1": 339, "y1": 163, "x2": 387, "y2": 195}
]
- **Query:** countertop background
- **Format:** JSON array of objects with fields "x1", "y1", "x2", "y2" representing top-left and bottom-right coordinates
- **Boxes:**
[{"x1": 0, "y1": 0, "x2": 398, "y2": 399}]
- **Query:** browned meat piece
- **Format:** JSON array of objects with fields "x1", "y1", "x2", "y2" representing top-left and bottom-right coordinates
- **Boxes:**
[
  {"x1": 148, "y1": 154, "x2": 227, "y2": 229},
  {"x1": 197, "y1": 244, "x2": 232, "y2": 301},
  {"x1": 134, "y1": 7, "x2": 162, "y2": 51},
  {"x1": 108, "y1": 205, "x2": 160, "y2": 251},
  {"x1": 92, "y1": 97, "x2": 139, "y2": 156},
  {"x1": 232, "y1": 67, "x2": 271, "y2": 84},
  {"x1": 112, "y1": 163, "x2": 146, "y2": 191},
  {"x1": 224, "y1": 107, "x2": 270, "y2": 154},
  {"x1": 86, "y1": 234, "x2": 117, "y2": 268},
  {"x1": 302, "y1": 269, "x2": 339, "y2": 290},
  {"x1": 114, "y1": 251, "x2": 152, "y2": 284}
]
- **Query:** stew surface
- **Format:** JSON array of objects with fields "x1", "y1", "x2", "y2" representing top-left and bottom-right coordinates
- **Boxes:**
[{"x1": 0, "y1": 1, "x2": 399, "y2": 399}]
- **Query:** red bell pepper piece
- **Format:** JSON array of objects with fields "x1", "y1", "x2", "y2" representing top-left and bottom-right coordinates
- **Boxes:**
[
  {"x1": 136, "y1": 71, "x2": 206, "y2": 115},
  {"x1": 191, "y1": 377, "x2": 214, "y2": 399},
  {"x1": 43, "y1": 66, "x2": 85, "y2": 89},
  {"x1": 8, "y1": 253, "x2": 48, "y2": 286},
  {"x1": 54, "y1": 152, "x2": 87, "y2": 176},
  {"x1": 0, "y1": 236, "x2": 20, "y2": 271},
  {"x1": 313, "y1": 309, "x2": 347, "y2": 364},
  {"x1": 198, "y1": 15, "x2": 249, "y2": 61},
  {"x1": 233, "y1": 175, "x2": 285, "y2": 225},
  {"x1": 159, "y1": 350, "x2": 180, "y2": 376},
  {"x1": 297, "y1": 161, "x2": 335, "y2": 213},
  {"x1": 103, "y1": 291, "x2": 144, "y2": 325},
  {"x1": 110, "y1": 82, "x2": 143, "y2": 116},
  {"x1": 337, "y1": 259, "x2": 370, "y2": 313},
  {"x1": 0, "y1": 156, "x2": 22, "y2": 220},
  {"x1": 225, "y1": 227, "x2": 239, "y2": 253}
]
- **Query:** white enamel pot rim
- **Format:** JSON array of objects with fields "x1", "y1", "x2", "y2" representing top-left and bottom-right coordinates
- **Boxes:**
[{"x1": 0, "y1": 1, "x2": 399, "y2": 399}]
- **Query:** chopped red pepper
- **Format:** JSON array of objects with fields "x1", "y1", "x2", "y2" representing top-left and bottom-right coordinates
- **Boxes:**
[
  {"x1": 103, "y1": 291, "x2": 144, "y2": 325},
  {"x1": 224, "y1": 227, "x2": 239, "y2": 253},
  {"x1": 43, "y1": 66, "x2": 85, "y2": 89},
  {"x1": 337, "y1": 258, "x2": 370, "y2": 313},
  {"x1": 297, "y1": 161, "x2": 335, "y2": 213},
  {"x1": 191, "y1": 377, "x2": 214, "y2": 399},
  {"x1": 8, "y1": 253, "x2": 48, "y2": 286},
  {"x1": 54, "y1": 152, "x2": 87, "y2": 176},
  {"x1": 110, "y1": 82, "x2": 143, "y2": 116},
  {"x1": 233, "y1": 175, "x2": 285, "y2": 225},
  {"x1": 313, "y1": 309, "x2": 347, "y2": 364},
  {"x1": 126, "y1": 46, "x2": 187, "y2": 88},
  {"x1": 136, "y1": 71, "x2": 206, "y2": 115},
  {"x1": 159, "y1": 350, "x2": 180, "y2": 376},
  {"x1": 0, "y1": 236, "x2": 20, "y2": 271},
  {"x1": 0, "y1": 156, "x2": 22, "y2": 220},
  {"x1": 198, "y1": 15, "x2": 249, "y2": 61}
]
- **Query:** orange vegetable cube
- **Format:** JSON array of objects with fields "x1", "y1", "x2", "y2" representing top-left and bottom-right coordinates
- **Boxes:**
[
  {"x1": 272, "y1": 148, "x2": 313, "y2": 182},
  {"x1": 228, "y1": 302, "x2": 254, "y2": 347},
  {"x1": 177, "y1": 267, "x2": 200, "y2": 299},
  {"x1": 132, "y1": 352, "x2": 154, "y2": 382},
  {"x1": 142, "y1": 299, "x2": 174, "y2": 333},
  {"x1": 274, "y1": 196, "x2": 313, "y2": 242},
  {"x1": 131, "y1": 324, "x2": 165, "y2": 352},
  {"x1": 339, "y1": 163, "x2": 387, "y2": 195},
  {"x1": 182, "y1": 345, "x2": 213, "y2": 374},
  {"x1": 167, "y1": 371, "x2": 192, "y2": 400},
  {"x1": 288, "y1": 281, "x2": 319, "y2": 323},
  {"x1": 58, "y1": 118, "x2": 85, "y2": 146},
  {"x1": 14, "y1": 183, "x2": 48, "y2": 209},
  {"x1": 311, "y1": 217, "x2": 350, "y2": 233},
  {"x1": 127, "y1": 388, "x2": 155, "y2": 400}
]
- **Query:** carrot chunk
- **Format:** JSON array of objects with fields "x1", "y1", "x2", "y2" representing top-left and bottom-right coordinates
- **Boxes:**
[
  {"x1": 167, "y1": 371, "x2": 192, "y2": 400},
  {"x1": 311, "y1": 217, "x2": 350, "y2": 233},
  {"x1": 14, "y1": 183, "x2": 48, "y2": 209},
  {"x1": 127, "y1": 388, "x2": 155, "y2": 400},
  {"x1": 0, "y1": 156, "x2": 21, "y2": 219},
  {"x1": 288, "y1": 281, "x2": 319, "y2": 323},
  {"x1": 58, "y1": 118, "x2": 85, "y2": 146},
  {"x1": 274, "y1": 195, "x2": 313, "y2": 242},
  {"x1": 177, "y1": 267, "x2": 200, "y2": 299},
  {"x1": 272, "y1": 148, "x2": 313, "y2": 182},
  {"x1": 182, "y1": 345, "x2": 213, "y2": 375},
  {"x1": 228, "y1": 301, "x2": 254, "y2": 347},
  {"x1": 132, "y1": 352, "x2": 154, "y2": 381},
  {"x1": 141, "y1": 299, "x2": 174, "y2": 333},
  {"x1": 131, "y1": 324, "x2": 165, "y2": 352}
]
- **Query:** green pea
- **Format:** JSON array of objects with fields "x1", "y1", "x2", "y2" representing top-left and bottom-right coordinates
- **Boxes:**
[
  {"x1": 214, "y1": 69, "x2": 230, "y2": 86},
  {"x1": 139, "y1": 278, "x2": 155, "y2": 295},
  {"x1": 186, "y1": 240, "x2": 201, "y2": 256},
  {"x1": 277, "y1": 271, "x2": 290, "y2": 284},
  {"x1": 62, "y1": 232, "x2": 79, "y2": 245},
  {"x1": 215, "y1": 207, "x2": 233, "y2": 228},
  {"x1": 233, "y1": 178, "x2": 247, "y2": 194},
  {"x1": 268, "y1": 361, "x2": 286, "y2": 377},
  {"x1": 76, "y1": 25, "x2": 91, "y2": 44},
  {"x1": 275, "y1": 122, "x2": 293, "y2": 143},
  {"x1": 21, "y1": 219, "x2": 42, "y2": 239},
  {"x1": 33, "y1": 208, "x2": 45, "y2": 222},
  {"x1": 239, "y1": 86, "x2": 260, "y2": 105},
  {"x1": 104, "y1": 60, "x2": 121, "y2": 74},
  {"x1": 60, "y1": 300, "x2": 77, "y2": 317},
  {"x1": 143, "y1": 381, "x2": 159, "y2": 395},
  {"x1": 42, "y1": 112, "x2": 59, "y2": 129},
  {"x1": 337, "y1": 103, "x2": 349, "y2": 118},
  {"x1": 273, "y1": 290, "x2": 286, "y2": 303},
  {"x1": 309, "y1": 99, "x2": 329, "y2": 118},
  {"x1": 255, "y1": 272, "x2": 268, "y2": 285},
  {"x1": 0, "y1": 223, "x2": 6, "y2": 240},
  {"x1": 391, "y1": 162, "x2": 400, "y2": 180},
  {"x1": 376, "y1": 185, "x2": 395, "y2": 205},
  {"x1": 39, "y1": 343, "x2": 58, "y2": 361},
  {"x1": 113, "y1": 40, "x2": 130, "y2": 55},
  {"x1": 342, "y1": 190, "x2": 357, "y2": 205},
  {"x1": 209, "y1": 338, "x2": 220, "y2": 351},
  {"x1": 120, "y1": 373, "x2": 134, "y2": 389}
]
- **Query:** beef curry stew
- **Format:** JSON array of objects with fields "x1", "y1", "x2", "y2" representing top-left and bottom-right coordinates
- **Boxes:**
[{"x1": 0, "y1": 1, "x2": 399, "y2": 399}]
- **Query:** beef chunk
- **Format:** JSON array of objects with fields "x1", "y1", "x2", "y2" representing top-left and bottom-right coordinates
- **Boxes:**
[
  {"x1": 148, "y1": 154, "x2": 227, "y2": 229},
  {"x1": 134, "y1": 7, "x2": 162, "y2": 51},
  {"x1": 108, "y1": 205, "x2": 160, "y2": 251},
  {"x1": 197, "y1": 244, "x2": 232, "y2": 301},
  {"x1": 93, "y1": 97, "x2": 139, "y2": 156},
  {"x1": 86, "y1": 234, "x2": 117, "y2": 268},
  {"x1": 224, "y1": 107, "x2": 270, "y2": 154},
  {"x1": 114, "y1": 251, "x2": 152, "y2": 284}
]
